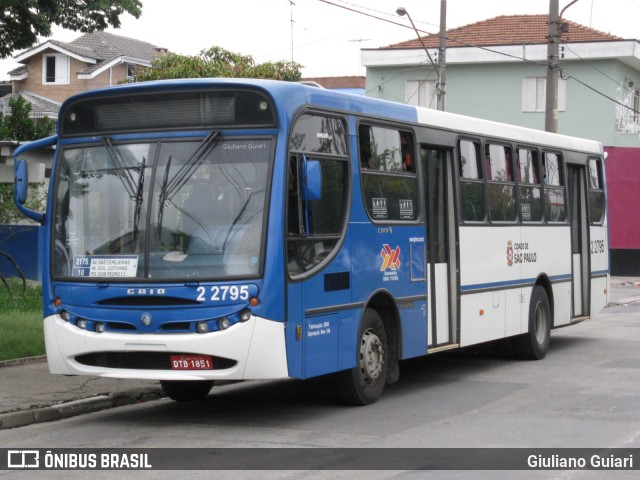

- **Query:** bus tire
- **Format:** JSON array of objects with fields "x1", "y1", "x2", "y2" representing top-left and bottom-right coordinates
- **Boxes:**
[
  {"x1": 513, "y1": 285, "x2": 551, "y2": 360},
  {"x1": 335, "y1": 308, "x2": 388, "y2": 405},
  {"x1": 160, "y1": 380, "x2": 214, "y2": 401}
]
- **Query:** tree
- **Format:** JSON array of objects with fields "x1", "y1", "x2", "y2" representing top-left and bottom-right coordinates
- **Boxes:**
[
  {"x1": 0, "y1": 0, "x2": 142, "y2": 59},
  {"x1": 0, "y1": 96, "x2": 54, "y2": 224},
  {"x1": 0, "y1": 96, "x2": 55, "y2": 141},
  {"x1": 135, "y1": 46, "x2": 302, "y2": 82}
]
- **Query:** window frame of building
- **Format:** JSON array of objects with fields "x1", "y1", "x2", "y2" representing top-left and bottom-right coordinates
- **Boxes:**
[
  {"x1": 127, "y1": 63, "x2": 136, "y2": 82},
  {"x1": 522, "y1": 77, "x2": 566, "y2": 113},
  {"x1": 42, "y1": 54, "x2": 70, "y2": 85},
  {"x1": 405, "y1": 80, "x2": 437, "y2": 109}
]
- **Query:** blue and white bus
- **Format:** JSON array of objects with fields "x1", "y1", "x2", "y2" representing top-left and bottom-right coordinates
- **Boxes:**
[{"x1": 14, "y1": 79, "x2": 608, "y2": 404}]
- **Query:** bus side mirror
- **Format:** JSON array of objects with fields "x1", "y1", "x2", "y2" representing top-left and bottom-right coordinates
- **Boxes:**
[
  {"x1": 14, "y1": 159, "x2": 45, "y2": 224},
  {"x1": 14, "y1": 159, "x2": 29, "y2": 204},
  {"x1": 304, "y1": 159, "x2": 322, "y2": 202}
]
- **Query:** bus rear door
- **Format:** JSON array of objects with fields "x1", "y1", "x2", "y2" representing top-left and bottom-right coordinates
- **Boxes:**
[
  {"x1": 568, "y1": 164, "x2": 590, "y2": 318},
  {"x1": 421, "y1": 146, "x2": 459, "y2": 350}
]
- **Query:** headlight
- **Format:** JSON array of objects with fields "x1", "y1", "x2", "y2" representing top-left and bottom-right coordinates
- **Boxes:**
[{"x1": 197, "y1": 321, "x2": 210, "y2": 334}]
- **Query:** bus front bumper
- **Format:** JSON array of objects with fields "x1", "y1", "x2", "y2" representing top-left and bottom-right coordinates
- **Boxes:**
[{"x1": 43, "y1": 313, "x2": 289, "y2": 381}]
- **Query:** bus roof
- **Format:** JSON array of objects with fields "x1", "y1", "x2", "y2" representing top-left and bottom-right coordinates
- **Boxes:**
[{"x1": 61, "y1": 78, "x2": 602, "y2": 155}]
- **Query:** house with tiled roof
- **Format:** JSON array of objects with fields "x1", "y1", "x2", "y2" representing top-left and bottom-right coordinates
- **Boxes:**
[
  {"x1": 7, "y1": 31, "x2": 164, "y2": 109},
  {"x1": 0, "y1": 32, "x2": 166, "y2": 223},
  {"x1": 363, "y1": 14, "x2": 640, "y2": 274}
]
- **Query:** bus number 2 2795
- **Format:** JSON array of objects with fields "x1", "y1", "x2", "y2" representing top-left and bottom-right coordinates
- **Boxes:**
[{"x1": 196, "y1": 285, "x2": 251, "y2": 302}]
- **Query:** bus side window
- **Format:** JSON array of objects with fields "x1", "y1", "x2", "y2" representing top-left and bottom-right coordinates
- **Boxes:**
[
  {"x1": 486, "y1": 143, "x2": 516, "y2": 222},
  {"x1": 360, "y1": 125, "x2": 418, "y2": 222},
  {"x1": 400, "y1": 132, "x2": 414, "y2": 173},
  {"x1": 542, "y1": 152, "x2": 566, "y2": 222},
  {"x1": 458, "y1": 139, "x2": 486, "y2": 222},
  {"x1": 287, "y1": 114, "x2": 349, "y2": 276},
  {"x1": 517, "y1": 147, "x2": 543, "y2": 222},
  {"x1": 588, "y1": 157, "x2": 605, "y2": 224},
  {"x1": 359, "y1": 125, "x2": 372, "y2": 169}
]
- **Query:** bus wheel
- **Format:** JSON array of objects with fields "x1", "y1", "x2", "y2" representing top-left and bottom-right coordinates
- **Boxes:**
[
  {"x1": 335, "y1": 309, "x2": 388, "y2": 405},
  {"x1": 513, "y1": 286, "x2": 551, "y2": 360},
  {"x1": 160, "y1": 380, "x2": 214, "y2": 401}
]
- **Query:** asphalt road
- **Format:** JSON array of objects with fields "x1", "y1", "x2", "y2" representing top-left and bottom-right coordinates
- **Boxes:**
[{"x1": 1, "y1": 282, "x2": 639, "y2": 479}]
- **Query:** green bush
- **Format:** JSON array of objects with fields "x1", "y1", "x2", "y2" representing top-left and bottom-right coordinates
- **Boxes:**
[{"x1": 0, "y1": 278, "x2": 44, "y2": 361}]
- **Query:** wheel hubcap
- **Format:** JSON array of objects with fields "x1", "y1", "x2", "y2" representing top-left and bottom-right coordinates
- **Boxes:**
[
  {"x1": 359, "y1": 328, "x2": 384, "y2": 384},
  {"x1": 534, "y1": 301, "x2": 548, "y2": 344}
]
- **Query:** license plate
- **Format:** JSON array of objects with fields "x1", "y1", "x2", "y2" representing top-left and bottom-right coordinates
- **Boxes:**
[{"x1": 170, "y1": 355, "x2": 213, "y2": 370}]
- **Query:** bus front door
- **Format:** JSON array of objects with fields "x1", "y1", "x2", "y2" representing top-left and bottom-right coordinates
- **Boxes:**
[
  {"x1": 422, "y1": 146, "x2": 459, "y2": 350},
  {"x1": 568, "y1": 164, "x2": 590, "y2": 318}
]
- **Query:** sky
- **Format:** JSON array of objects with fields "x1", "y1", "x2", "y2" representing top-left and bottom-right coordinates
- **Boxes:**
[{"x1": 1, "y1": 0, "x2": 639, "y2": 80}]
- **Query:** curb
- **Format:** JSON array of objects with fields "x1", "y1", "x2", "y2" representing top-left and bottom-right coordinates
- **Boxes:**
[
  {"x1": 0, "y1": 387, "x2": 164, "y2": 430},
  {"x1": 0, "y1": 355, "x2": 47, "y2": 368}
]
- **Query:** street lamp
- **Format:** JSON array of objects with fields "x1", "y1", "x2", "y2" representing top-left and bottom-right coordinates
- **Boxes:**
[{"x1": 396, "y1": 6, "x2": 445, "y2": 110}]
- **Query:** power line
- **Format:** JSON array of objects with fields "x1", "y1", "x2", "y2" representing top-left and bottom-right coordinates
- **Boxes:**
[
  {"x1": 318, "y1": 0, "x2": 639, "y2": 117},
  {"x1": 563, "y1": 43, "x2": 637, "y2": 95},
  {"x1": 317, "y1": 0, "x2": 548, "y2": 68},
  {"x1": 565, "y1": 74, "x2": 639, "y2": 115}
]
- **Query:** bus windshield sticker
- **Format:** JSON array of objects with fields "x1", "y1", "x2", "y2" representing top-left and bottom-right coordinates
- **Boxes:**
[
  {"x1": 372, "y1": 198, "x2": 387, "y2": 219},
  {"x1": 72, "y1": 255, "x2": 139, "y2": 278},
  {"x1": 400, "y1": 199, "x2": 414, "y2": 219}
]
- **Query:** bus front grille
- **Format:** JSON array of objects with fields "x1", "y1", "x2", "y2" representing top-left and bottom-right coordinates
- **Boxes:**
[{"x1": 75, "y1": 352, "x2": 236, "y2": 370}]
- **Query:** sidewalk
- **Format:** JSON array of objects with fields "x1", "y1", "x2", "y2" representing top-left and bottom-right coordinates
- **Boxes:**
[
  {"x1": 0, "y1": 358, "x2": 162, "y2": 430},
  {"x1": 1, "y1": 277, "x2": 639, "y2": 430}
]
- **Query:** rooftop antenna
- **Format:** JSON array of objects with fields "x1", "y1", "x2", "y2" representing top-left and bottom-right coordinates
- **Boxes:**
[
  {"x1": 349, "y1": 38, "x2": 371, "y2": 75},
  {"x1": 288, "y1": 0, "x2": 296, "y2": 62}
]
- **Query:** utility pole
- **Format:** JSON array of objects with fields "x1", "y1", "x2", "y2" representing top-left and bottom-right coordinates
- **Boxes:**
[
  {"x1": 437, "y1": 0, "x2": 447, "y2": 111},
  {"x1": 397, "y1": 3, "x2": 447, "y2": 111},
  {"x1": 545, "y1": 0, "x2": 560, "y2": 133}
]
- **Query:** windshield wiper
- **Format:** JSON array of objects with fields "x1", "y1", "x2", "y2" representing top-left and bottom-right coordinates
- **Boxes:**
[
  {"x1": 103, "y1": 137, "x2": 137, "y2": 198},
  {"x1": 222, "y1": 190, "x2": 262, "y2": 251},
  {"x1": 163, "y1": 130, "x2": 220, "y2": 202},
  {"x1": 132, "y1": 155, "x2": 147, "y2": 240},
  {"x1": 156, "y1": 155, "x2": 172, "y2": 240},
  {"x1": 156, "y1": 130, "x2": 220, "y2": 240}
]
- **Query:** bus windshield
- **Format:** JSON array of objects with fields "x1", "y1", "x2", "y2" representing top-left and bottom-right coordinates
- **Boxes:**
[{"x1": 53, "y1": 137, "x2": 271, "y2": 280}]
